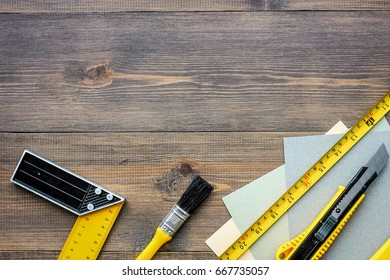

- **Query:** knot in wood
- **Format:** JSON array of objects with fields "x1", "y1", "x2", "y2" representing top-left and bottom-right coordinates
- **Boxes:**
[{"x1": 80, "y1": 64, "x2": 109, "y2": 81}]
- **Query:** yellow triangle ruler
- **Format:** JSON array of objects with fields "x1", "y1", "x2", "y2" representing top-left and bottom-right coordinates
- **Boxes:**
[
  {"x1": 218, "y1": 91, "x2": 390, "y2": 260},
  {"x1": 11, "y1": 150, "x2": 125, "y2": 260},
  {"x1": 58, "y1": 201, "x2": 124, "y2": 260}
]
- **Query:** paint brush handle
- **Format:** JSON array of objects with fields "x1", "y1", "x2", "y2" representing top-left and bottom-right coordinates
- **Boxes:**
[{"x1": 136, "y1": 227, "x2": 172, "y2": 260}]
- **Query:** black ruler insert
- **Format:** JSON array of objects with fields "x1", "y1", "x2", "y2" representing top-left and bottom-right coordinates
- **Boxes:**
[{"x1": 11, "y1": 150, "x2": 124, "y2": 215}]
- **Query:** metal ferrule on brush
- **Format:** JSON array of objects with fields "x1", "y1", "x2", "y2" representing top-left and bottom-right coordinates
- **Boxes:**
[{"x1": 159, "y1": 204, "x2": 190, "y2": 237}]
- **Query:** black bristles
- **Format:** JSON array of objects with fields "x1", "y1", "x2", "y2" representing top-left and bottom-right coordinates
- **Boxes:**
[{"x1": 177, "y1": 176, "x2": 214, "y2": 214}]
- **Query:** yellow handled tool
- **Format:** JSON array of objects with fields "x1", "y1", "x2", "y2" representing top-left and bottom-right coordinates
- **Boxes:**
[
  {"x1": 276, "y1": 144, "x2": 388, "y2": 260},
  {"x1": 136, "y1": 227, "x2": 173, "y2": 260},
  {"x1": 218, "y1": 91, "x2": 390, "y2": 260},
  {"x1": 276, "y1": 187, "x2": 364, "y2": 260},
  {"x1": 136, "y1": 176, "x2": 214, "y2": 260}
]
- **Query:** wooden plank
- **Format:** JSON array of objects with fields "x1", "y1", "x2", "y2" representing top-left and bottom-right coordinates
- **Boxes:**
[
  {"x1": 1, "y1": 12, "x2": 389, "y2": 133},
  {"x1": 0, "y1": 131, "x2": 292, "y2": 259},
  {"x1": 0, "y1": 0, "x2": 389, "y2": 13},
  {"x1": 0, "y1": 250, "x2": 216, "y2": 260},
  {"x1": 266, "y1": 0, "x2": 390, "y2": 11},
  {"x1": 0, "y1": 0, "x2": 264, "y2": 13}
]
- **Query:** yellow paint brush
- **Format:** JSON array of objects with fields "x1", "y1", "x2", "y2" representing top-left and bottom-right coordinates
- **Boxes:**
[{"x1": 136, "y1": 175, "x2": 214, "y2": 260}]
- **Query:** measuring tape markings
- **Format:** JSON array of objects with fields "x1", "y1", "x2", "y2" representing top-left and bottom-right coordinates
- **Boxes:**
[
  {"x1": 219, "y1": 91, "x2": 390, "y2": 260},
  {"x1": 10, "y1": 150, "x2": 125, "y2": 260},
  {"x1": 58, "y1": 201, "x2": 124, "y2": 260}
]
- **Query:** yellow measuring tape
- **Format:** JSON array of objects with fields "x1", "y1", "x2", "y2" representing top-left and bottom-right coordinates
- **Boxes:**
[
  {"x1": 58, "y1": 201, "x2": 124, "y2": 260},
  {"x1": 218, "y1": 91, "x2": 390, "y2": 260}
]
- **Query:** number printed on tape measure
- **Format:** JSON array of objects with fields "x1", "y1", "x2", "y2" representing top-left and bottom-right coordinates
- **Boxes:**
[
  {"x1": 219, "y1": 91, "x2": 390, "y2": 260},
  {"x1": 58, "y1": 201, "x2": 124, "y2": 260}
]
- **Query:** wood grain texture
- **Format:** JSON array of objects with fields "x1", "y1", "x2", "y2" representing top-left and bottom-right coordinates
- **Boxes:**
[
  {"x1": 0, "y1": 131, "x2": 292, "y2": 259},
  {"x1": 0, "y1": 0, "x2": 389, "y2": 12},
  {"x1": 266, "y1": 0, "x2": 390, "y2": 10},
  {"x1": 0, "y1": 0, "x2": 264, "y2": 13},
  {"x1": 0, "y1": 250, "x2": 217, "y2": 260},
  {"x1": 0, "y1": 12, "x2": 389, "y2": 133},
  {"x1": 1, "y1": 2, "x2": 389, "y2": 260}
]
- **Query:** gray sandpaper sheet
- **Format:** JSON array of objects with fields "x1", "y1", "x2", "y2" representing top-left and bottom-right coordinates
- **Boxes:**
[{"x1": 284, "y1": 131, "x2": 390, "y2": 259}]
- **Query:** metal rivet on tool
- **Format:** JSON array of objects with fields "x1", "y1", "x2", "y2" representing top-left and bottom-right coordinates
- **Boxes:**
[
  {"x1": 106, "y1": 193, "x2": 113, "y2": 201},
  {"x1": 87, "y1": 203, "x2": 94, "y2": 210},
  {"x1": 95, "y1": 188, "x2": 102, "y2": 195}
]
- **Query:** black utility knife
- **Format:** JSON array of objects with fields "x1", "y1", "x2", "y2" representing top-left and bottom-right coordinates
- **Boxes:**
[{"x1": 277, "y1": 143, "x2": 389, "y2": 260}]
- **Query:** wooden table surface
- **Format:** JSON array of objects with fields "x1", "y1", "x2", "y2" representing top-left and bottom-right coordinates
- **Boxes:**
[{"x1": 0, "y1": 1, "x2": 389, "y2": 260}]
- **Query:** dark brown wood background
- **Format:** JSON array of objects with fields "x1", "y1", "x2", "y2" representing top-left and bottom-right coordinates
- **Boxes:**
[{"x1": 0, "y1": 1, "x2": 389, "y2": 260}]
